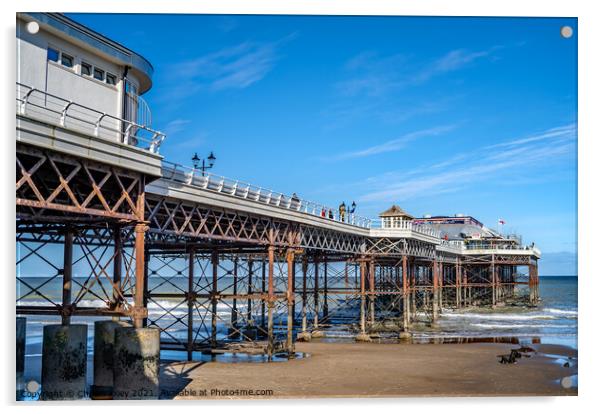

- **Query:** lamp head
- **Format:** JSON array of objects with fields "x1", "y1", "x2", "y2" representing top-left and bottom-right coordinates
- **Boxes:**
[{"x1": 192, "y1": 152, "x2": 200, "y2": 169}]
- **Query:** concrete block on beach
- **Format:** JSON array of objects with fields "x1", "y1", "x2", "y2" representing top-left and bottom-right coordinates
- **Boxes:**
[
  {"x1": 41, "y1": 324, "x2": 88, "y2": 400},
  {"x1": 16, "y1": 317, "x2": 26, "y2": 395},
  {"x1": 92, "y1": 320, "x2": 131, "y2": 399},
  {"x1": 113, "y1": 327, "x2": 160, "y2": 400}
]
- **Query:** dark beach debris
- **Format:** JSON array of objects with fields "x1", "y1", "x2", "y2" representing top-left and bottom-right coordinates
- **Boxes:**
[{"x1": 498, "y1": 349, "x2": 527, "y2": 364}]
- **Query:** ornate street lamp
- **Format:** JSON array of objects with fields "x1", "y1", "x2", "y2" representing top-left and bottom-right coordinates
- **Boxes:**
[{"x1": 191, "y1": 151, "x2": 216, "y2": 176}]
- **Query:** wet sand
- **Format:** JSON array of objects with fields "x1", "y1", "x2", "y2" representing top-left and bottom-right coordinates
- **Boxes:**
[{"x1": 159, "y1": 341, "x2": 578, "y2": 399}]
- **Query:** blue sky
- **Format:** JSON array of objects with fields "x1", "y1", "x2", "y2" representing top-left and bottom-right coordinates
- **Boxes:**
[{"x1": 68, "y1": 14, "x2": 577, "y2": 275}]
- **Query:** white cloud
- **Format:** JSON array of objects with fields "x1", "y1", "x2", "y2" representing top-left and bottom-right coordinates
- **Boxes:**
[
  {"x1": 331, "y1": 124, "x2": 457, "y2": 160},
  {"x1": 336, "y1": 46, "x2": 501, "y2": 98},
  {"x1": 411, "y1": 47, "x2": 499, "y2": 84},
  {"x1": 164, "y1": 118, "x2": 191, "y2": 135},
  {"x1": 165, "y1": 33, "x2": 297, "y2": 98},
  {"x1": 357, "y1": 123, "x2": 577, "y2": 203}
]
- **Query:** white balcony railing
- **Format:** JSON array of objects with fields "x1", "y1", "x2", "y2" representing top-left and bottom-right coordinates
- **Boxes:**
[
  {"x1": 161, "y1": 161, "x2": 373, "y2": 229},
  {"x1": 370, "y1": 219, "x2": 441, "y2": 238},
  {"x1": 439, "y1": 239, "x2": 464, "y2": 251},
  {"x1": 16, "y1": 82, "x2": 165, "y2": 154}
]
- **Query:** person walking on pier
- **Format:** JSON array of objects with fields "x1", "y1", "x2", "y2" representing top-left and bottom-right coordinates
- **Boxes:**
[
  {"x1": 339, "y1": 203, "x2": 344, "y2": 221},
  {"x1": 291, "y1": 192, "x2": 300, "y2": 210}
]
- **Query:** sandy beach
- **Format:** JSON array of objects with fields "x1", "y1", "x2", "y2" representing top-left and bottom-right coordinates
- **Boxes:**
[{"x1": 159, "y1": 341, "x2": 578, "y2": 399}]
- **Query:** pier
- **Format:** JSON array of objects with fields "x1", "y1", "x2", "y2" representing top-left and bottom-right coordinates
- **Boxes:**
[{"x1": 15, "y1": 13, "x2": 540, "y2": 399}]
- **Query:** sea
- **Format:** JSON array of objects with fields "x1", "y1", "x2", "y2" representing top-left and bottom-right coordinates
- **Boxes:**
[{"x1": 17, "y1": 274, "x2": 577, "y2": 352}]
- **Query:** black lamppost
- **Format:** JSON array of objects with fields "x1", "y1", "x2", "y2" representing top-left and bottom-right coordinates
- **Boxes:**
[
  {"x1": 192, "y1": 151, "x2": 216, "y2": 176},
  {"x1": 346, "y1": 201, "x2": 357, "y2": 223}
]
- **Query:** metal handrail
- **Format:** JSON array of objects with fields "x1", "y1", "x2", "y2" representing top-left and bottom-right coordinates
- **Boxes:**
[
  {"x1": 15, "y1": 82, "x2": 165, "y2": 154},
  {"x1": 161, "y1": 160, "x2": 373, "y2": 228},
  {"x1": 463, "y1": 242, "x2": 537, "y2": 251},
  {"x1": 370, "y1": 219, "x2": 442, "y2": 238}
]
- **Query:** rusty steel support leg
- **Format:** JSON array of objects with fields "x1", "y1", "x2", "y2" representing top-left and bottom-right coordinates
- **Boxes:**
[
  {"x1": 455, "y1": 261, "x2": 461, "y2": 309},
  {"x1": 133, "y1": 223, "x2": 147, "y2": 329},
  {"x1": 313, "y1": 258, "x2": 319, "y2": 329},
  {"x1": 463, "y1": 267, "x2": 468, "y2": 307},
  {"x1": 355, "y1": 258, "x2": 371, "y2": 342},
  {"x1": 187, "y1": 246, "x2": 195, "y2": 360},
  {"x1": 247, "y1": 257, "x2": 253, "y2": 325},
  {"x1": 491, "y1": 255, "x2": 496, "y2": 308},
  {"x1": 230, "y1": 257, "x2": 238, "y2": 338},
  {"x1": 529, "y1": 262, "x2": 539, "y2": 306},
  {"x1": 61, "y1": 227, "x2": 73, "y2": 326},
  {"x1": 286, "y1": 248, "x2": 295, "y2": 357},
  {"x1": 301, "y1": 257, "x2": 308, "y2": 333},
  {"x1": 409, "y1": 259, "x2": 416, "y2": 323},
  {"x1": 512, "y1": 265, "x2": 518, "y2": 298},
  {"x1": 369, "y1": 260, "x2": 375, "y2": 327},
  {"x1": 438, "y1": 262, "x2": 443, "y2": 311},
  {"x1": 402, "y1": 255, "x2": 410, "y2": 333},
  {"x1": 112, "y1": 225, "x2": 122, "y2": 320},
  {"x1": 360, "y1": 260, "x2": 366, "y2": 333},
  {"x1": 211, "y1": 250, "x2": 218, "y2": 348},
  {"x1": 267, "y1": 245, "x2": 275, "y2": 359},
  {"x1": 323, "y1": 259, "x2": 329, "y2": 319},
  {"x1": 143, "y1": 248, "x2": 149, "y2": 328},
  {"x1": 261, "y1": 258, "x2": 266, "y2": 329},
  {"x1": 432, "y1": 259, "x2": 439, "y2": 323},
  {"x1": 535, "y1": 262, "x2": 540, "y2": 302}
]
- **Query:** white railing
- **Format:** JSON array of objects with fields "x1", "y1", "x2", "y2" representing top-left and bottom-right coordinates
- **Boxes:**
[
  {"x1": 16, "y1": 82, "x2": 165, "y2": 154},
  {"x1": 370, "y1": 219, "x2": 442, "y2": 238},
  {"x1": 463, "y1": 242, "x2": 536, "y2": 251},
  {"x1": 161, "y1": 161, "x2": 373, "y2": 229},
  {"x1": 372, "y1": 219, "x2": 441, "y2": 237},
  {"x1": 440, "y1": 239, "x2": 464, "y2": 250}
]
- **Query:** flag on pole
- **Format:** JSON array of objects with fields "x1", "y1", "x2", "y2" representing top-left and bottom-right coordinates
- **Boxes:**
[{"x1": 498, "y1": 219, "x2": 505, "y2": 225}]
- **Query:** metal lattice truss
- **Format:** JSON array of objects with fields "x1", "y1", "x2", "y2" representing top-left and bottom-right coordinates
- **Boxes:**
[
  {"x1": 17, "y1": 145, "x2": 144, "y2": 222},
  {"x1": 297, "y1": 258, "x2": 362, "y2": 335},
  {"x1": 298, "y1": 226, "x2": 365, "y2": 254},
  {"x1": 145, "y1": 251, "x2": 292, "y2": 355},
  {"x1": 366, "y1": 237, "x2": 436, "y2": 259},
  {"x1": 145, "y1": 195, "x2": 297, "y2": 248},
  {"x1": 461, "y1": 254, "x2": 536, "y2": 266},
  {"x1": 17, "y1": 224, "x2": 138, "y2": 319}
]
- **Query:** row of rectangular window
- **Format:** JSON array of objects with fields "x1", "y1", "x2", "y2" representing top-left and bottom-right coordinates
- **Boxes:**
[{"x1": 47, "y1": 47, "x2": 117, "y2": 86}]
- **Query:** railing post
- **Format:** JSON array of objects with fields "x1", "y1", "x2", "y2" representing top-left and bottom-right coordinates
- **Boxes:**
[{"x1": 59, "y1": 101, "x2": 74, "y2": 127}]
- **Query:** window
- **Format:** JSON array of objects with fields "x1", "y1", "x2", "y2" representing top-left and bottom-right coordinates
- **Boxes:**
[
  {"x1": 93, "y1": 67, "x2": 105, "y2": 81},
  {"x1": 106, "y1": 73, "x2": 117, "y2": 85},
  {"x1": 47, "y1": 47, "x2": 59, "y2": 62},
  {"x1": 61, "y1": 53, "x2": 74, "y2": 68},
  {"x1": 81, "y1": 61, "x2": 92, "y2": 76}
]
